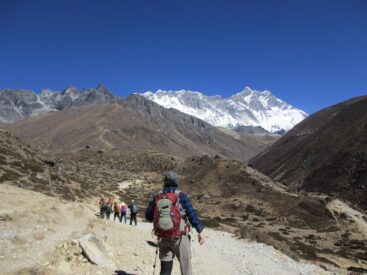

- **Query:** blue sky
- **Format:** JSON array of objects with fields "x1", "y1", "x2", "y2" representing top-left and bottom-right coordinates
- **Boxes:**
[{"x1": 0, "y1": 0, "x2": 366, "y2": 114}]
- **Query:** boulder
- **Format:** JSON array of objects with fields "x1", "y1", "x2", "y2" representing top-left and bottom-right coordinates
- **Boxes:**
[{"x1": 78, "y1": 234, "x2": 117, "y2": 270}]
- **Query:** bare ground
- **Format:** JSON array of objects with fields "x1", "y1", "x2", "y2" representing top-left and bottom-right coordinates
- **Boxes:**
[{"x1": 0, "y1": 183, "x2": 344, "y2": 275}]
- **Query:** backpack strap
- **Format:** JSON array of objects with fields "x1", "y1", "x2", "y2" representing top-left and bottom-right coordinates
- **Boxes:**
[
  {"x1": 173, "y1": 190, "x2": 188, "y2": 219},
  {"x1": 174, "y1": 190, "x2": 191, "y2": 234},
  {"x1": 153, "y1": 191, "x2": 163, "y2": 202}
]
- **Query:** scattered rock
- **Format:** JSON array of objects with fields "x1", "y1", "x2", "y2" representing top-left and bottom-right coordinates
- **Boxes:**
[
  {"x1": 78, "y1": 234, "x2": 117, "y2": 270},
  {"x1": 197, "y1": 194, "x2": 210, "y2": 200},
  {"x1": 42, "y1": 159, "x2": 56, "y2": 167},
  {"x1": 65, "y1": 253, "x2": 73, "y2": 262}
]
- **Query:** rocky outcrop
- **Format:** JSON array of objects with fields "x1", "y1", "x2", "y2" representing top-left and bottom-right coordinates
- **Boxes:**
[{"x1": 0, "y1": 84, "x2": 117, "y2": 123}]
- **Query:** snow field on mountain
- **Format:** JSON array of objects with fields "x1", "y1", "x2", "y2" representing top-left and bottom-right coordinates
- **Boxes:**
[{"x1": 141, "y1": 87, "x2": 308, "y2": 133}]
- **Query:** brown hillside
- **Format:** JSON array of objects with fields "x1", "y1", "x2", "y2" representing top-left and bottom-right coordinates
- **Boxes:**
[
  {"x1": 171, "y1": 156, "x2": 366, "y2": 271},
  {"x1": 0, "y1": 128, "x2": 74, "y2": 199},
  {"x1": 0, "y1": 126, "x2": 177, "y2": 201},
  {"x1": 112, "y1": 154, "x2": 367, "y2": 270},
  {"x1": 122, "y1": 155, "x2": 367, "y2": 270},
  {"x1": 0, "y1": 127, "x2": 129, "y2": 201},
  {"x1": 249, "y1": 96, "x2": 367, "y2": 209},
  {"x1": 6, "y1": 94, "x2": 271, "y2": 161},
  {"x1": 1, "y1": 127, "x2": 367, "y2": 271}
]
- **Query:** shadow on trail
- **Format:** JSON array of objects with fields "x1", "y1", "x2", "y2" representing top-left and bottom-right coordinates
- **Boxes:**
[{"x1": 114, "y1": 270, "x2": 135, "y2": 275}]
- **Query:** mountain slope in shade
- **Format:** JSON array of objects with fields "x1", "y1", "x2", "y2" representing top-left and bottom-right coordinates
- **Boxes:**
[
  {"x1": 249, "y1": 96, "x2": 367, "y2": 209},
  {"x1": 140, "y1": 87, "x2": 307, "y2": 133},
  {"x1": 0, "y1": 84, "x2": 116, "y2": 123},
  {"x1": 5, "y1": 94, "x2": 269, "y2": 161}
]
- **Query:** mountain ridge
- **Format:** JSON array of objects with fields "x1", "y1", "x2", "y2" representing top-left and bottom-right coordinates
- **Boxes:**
[
  {"x1": 5, "y1": 94, "x2": 273, "y2": 161},
  {"x1": 140, "y1": 86, "x2": 308, "y2": 133},
  {"x1": 1, "y1": 85, "x2": 307, "y2": 134},
  {"x1": 0, "y1": 84, "x2": 117, "y2": 123}
]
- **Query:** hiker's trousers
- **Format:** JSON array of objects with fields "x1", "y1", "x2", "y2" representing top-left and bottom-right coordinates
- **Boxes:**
[
  {"x1": 130, "y1": 213, "x2": 137, "y2": 225},
  {"x1": 114, "y1": 211, "x2": 120, "y2": 221},
  {"x1": 158, "y1": 235, "x2": 192, "y2": 275},
  {"x1": 120, "y1": 212, "x2": 127, "y2": 223}
]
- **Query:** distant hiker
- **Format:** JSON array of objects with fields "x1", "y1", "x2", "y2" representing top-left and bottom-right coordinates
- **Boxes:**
[
  {"x1": 128, "y1": 200, "x2": 139, "y2": 226},
  {"x1": 113, "y1": 201, "x2": 121, "y2": 221},
  {"x1": 120, "y1": 202, "x2": 127, "y2": 224},
  {"x1": 145, "y1": 171, "x2": 205, "y2": 275},
  {"x1": 106, "y1": 197, "x2": 113, "y2": 219},
  {"x1": 107, "y1": 197, "x2": 114, "y2": 208},
  {"x1": 99, "y1": 197, "x2": 107, "y2": 219},
  {"x1": 106, "y1": 204, "x2": 112, "y2": 219}
]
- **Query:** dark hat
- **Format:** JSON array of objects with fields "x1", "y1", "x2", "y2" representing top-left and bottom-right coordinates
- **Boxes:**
[{"x1": 163, "y1": 171, "x2": 179, "y2": 187}]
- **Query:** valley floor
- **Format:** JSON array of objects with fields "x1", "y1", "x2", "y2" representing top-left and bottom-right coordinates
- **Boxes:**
[{"x1": 0, "y1": 184, "x2": 343, "y2": 275}]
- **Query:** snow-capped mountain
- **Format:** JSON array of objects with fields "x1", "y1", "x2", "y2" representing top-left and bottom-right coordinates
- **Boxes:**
[
  {"x1": 140, "y1": 87, "x2": 308, "y2": 133},
  {"x1": 0, "y1": 84, "x2": 116, "y2": 123}
]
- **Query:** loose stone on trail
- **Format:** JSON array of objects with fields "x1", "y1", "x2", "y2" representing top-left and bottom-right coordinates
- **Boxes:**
[{"x1": 78, "y1": 234, "x2": 117, "y2": 270}]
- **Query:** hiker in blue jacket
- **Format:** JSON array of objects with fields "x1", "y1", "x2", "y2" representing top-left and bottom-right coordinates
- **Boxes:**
[{"x1": 145, "y1": 171, "x2": 205, "y2": 275}]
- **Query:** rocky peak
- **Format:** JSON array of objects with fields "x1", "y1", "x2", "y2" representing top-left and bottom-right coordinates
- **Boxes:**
[
  {"x1": 62, "y1": 86, "x2": 78, "y2": 95},
  {"x1": 0, "y1": 85, "x2": 118, "y2": 123},
  {"x1": 79, "y1": 85, "x2": 115, "y2": 105},
  {"x1": 40, "y1": 89, "x2": 55, "y2": 96},
  {"x1": 125, "y1": 93, "x2": 163, "y2": 115},
  {"x1": 96, "y1": 83, "x2": 108, "y2": 92}
]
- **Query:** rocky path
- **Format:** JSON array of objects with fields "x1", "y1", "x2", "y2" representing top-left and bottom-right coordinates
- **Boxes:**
[
  {"x1": 102, "y1": 222, "x2": 336, "y2": 275},
  {"x1": 0, "y1": 184, "x2": 341, "y2": 275}
]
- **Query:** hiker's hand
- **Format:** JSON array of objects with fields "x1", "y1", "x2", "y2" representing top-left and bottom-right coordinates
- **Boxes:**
[{"x1": 198, "y1": 233, "x2": 205, "y2": 245}]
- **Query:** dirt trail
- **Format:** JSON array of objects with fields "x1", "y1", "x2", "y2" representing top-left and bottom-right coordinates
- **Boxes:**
[
  {"x1": 0, "y1": 184, "x2": 94, "y2": 274},
  {"x1": 0, "y1": 184, "x2": 342, "y2": 275},
  {"x1": 98, "y1": 126, "x2": 114, "y2": 149}
]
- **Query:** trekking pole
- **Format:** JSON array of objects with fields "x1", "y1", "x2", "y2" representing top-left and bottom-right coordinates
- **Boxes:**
[{"x1": 152, "y1": 245, "x2": 158, "y2": 275}]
